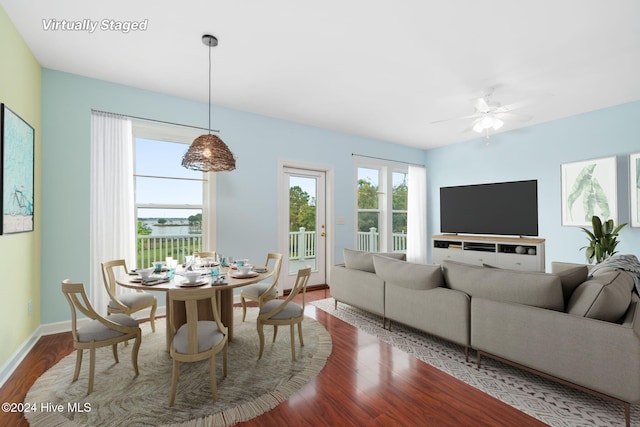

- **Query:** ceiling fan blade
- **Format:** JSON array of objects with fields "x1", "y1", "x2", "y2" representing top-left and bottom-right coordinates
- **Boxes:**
[
  {"x1": 474, "y1": 97, "x2": 490, "y2": 113},
  {"x1": 431, "y1": 113, "x2": 480, "y2": 124},
  {"x1": 494, "y1": 100, "x2": 531, "y2": 113},
  {"x1": 494, "y1": 112, "x2": 532, "y2": 122}
]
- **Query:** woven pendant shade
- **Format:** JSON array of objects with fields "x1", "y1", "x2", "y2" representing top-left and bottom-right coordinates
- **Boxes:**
[
  {"x1": 182, "y1": 134, "x2": 236, "y2": 172},
  {"x1": 182, "y1": 34, "x2": 236, "y2": 173}
]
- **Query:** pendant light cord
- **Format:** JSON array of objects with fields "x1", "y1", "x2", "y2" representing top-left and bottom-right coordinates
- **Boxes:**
[{"x1": 208, "y1": 41, "x2": 212, "y2": 135}]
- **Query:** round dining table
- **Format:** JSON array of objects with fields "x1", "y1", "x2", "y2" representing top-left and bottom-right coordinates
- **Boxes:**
[{"x1": 116, "y1": 267, "x2": 273, "y2": 350}]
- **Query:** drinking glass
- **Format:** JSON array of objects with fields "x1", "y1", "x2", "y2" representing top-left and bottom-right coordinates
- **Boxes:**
[{"x1": 153, "y1": 261, "x2": 163, "y2": 274}]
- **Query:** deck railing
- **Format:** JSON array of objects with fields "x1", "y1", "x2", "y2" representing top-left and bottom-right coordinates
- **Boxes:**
[
  {"x1": 137, "y1": 234, "x2": 202, "y2": 267},
  {"x1": 289, "y1": 227, "x2": 316, "y2": 260},
  {"x1": 357, "y1": 227, "x2": 407, "y2": 253},
  {"x1": 137, "y1": 227, "x2": 407, "y2": 267}
]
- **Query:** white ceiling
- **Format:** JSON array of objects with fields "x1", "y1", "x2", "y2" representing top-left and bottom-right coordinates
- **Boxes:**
[{"x1": 2, "y1": 0, "x2": 640, "y2": 149}]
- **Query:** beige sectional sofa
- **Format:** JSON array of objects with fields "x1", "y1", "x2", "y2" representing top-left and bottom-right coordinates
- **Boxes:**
[{"x1": 329, "y1": 249, "x2": 640, "y2": 426}]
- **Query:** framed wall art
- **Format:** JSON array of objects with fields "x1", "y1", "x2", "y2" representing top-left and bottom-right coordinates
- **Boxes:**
[
  {"x1": 631, "y1": 153, "x2": 640, "y2": 227},
  {"x1": 561, "y1": 156, "x2": 617, "y2": 227},
  {"x1": 1, "y1": 103, "x2": 35, "y2": 234}
]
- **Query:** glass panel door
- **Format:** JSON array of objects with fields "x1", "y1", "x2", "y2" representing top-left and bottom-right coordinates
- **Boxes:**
[{"x1": 282, "y1": 167, "x2": 326, "y2": 290}]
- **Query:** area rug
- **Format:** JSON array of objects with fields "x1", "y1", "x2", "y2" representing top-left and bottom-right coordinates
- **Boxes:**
[
  {"x1": 24, "y1": 308, "x2": 332, "y2": 426},
  {"x1": 313, "y1": 298, "x2": 636, "y2": 427}
]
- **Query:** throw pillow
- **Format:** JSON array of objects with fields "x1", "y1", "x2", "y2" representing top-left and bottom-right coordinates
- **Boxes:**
[
  {"x1": 567, "y1": 270, "x2": 634, "y2": 322},
  {"x1": 373, "y1": 255, "x2": 443, "y2": 290},
  {"x1": 343, "y1": 248, "x2": 406, "y2": 273},
  {"x1": 442, "y1": 260, "x2": 564, "y2": 311}
]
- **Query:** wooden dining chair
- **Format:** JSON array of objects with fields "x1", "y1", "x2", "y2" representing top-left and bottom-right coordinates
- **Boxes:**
[
  {"x1": 101, "y1": 259, "x2": 157, "y2": 332},
  {"x1": 257, "y1": 267, "x2": 311, "y2": 361},
  {"x1": 240, "y1": 252, "x2": 283, "y2": 322},
  {"x1": 61, "y1": 279, "x2": 141, "y2": 394},
  {"x1": 168, "y1": 286, "x2": 228, "y2": 406},
  {"x1": 194, "y1": 251, "x2": 217, "y2": 260}
]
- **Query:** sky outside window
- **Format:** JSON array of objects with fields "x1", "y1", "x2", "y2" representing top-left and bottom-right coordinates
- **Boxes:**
[{"x1": 135, "y1": 138, "x2": 202, "y2": 218}]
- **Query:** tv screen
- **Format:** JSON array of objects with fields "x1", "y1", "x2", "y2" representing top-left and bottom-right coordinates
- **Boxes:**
[{"x1": 440, "y1": 180, "x2": 538, "y2": 236}]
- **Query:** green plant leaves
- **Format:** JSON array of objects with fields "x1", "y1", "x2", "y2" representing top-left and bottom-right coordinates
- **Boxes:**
[
  {"x1": 568, "y1": 163, "x2": 610, "y2": 221},
  {"x1": 568, "y1": 164, "x2": 594, "y2": 219},
  {"x1": 580, "y1": 215, "x2": 627, "y2": 264}
]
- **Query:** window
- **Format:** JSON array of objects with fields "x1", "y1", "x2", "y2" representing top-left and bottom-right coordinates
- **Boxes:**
[
  {"x1": 133, "y1": 123, "x2": 212, "y2": 267},
  {"x1": 356, "y1": 162, "x2": 408, "y2": 253}
]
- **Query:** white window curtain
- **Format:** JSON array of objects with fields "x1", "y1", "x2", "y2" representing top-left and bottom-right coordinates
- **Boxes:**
[
  {"x1": 407, "y1": 165, "x2": 427, "y2": 263},
  {"x1": 90, "y1": 112, "x2": 135, "y2": 314}
]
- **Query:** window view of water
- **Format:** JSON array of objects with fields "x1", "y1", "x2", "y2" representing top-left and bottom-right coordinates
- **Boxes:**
[{"x1": 140, "y1": 218, "x2": 192, "y2": 236}]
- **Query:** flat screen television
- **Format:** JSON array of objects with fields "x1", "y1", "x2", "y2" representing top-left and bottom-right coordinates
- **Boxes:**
[{"x1": 440, "y1": 180, "x2": 538, "y2": 236}]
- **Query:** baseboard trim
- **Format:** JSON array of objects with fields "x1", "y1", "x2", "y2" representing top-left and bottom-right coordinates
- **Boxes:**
[
  {"x1": 0, "y1": 306, "x2": 168, "y2": 390},
  {"x1": 0, "y1": 329, "x2": 40, "y2": 389}
]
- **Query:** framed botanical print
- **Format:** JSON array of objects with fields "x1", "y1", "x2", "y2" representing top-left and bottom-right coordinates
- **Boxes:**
[
  {"x1": 631, "y1": 153, "x2": 640, "y2": 227},
  {"x1": 1, "y1": 104, "x2": 35, "y2": 234},
  {"x1": 561, "y1": 156, "x2": 617, "y2": 227}
]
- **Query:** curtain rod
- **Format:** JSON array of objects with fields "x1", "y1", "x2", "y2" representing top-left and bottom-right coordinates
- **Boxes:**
[
  {"x1": 351, "y1": 153, "x2": 424, "y2": 167},
  {"x1": 91, "y1": 109, "x2": 219, "y2": 133}
]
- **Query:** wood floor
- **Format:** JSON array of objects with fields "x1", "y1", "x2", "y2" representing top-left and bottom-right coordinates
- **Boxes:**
[{"x1": 0, "y1": 288, "x2": 546, "y2": 426}]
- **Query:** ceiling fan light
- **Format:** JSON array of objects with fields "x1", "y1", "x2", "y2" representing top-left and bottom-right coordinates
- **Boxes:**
[
  {"x1": 481, "y1": 116, "x2": 494, "y2": 128},
  {"x1": 472, "y1": 121, "x2": 485, "y2": 133},
  {"x1": 492, "y1": 117, "x2": 504, "y2": 130}
]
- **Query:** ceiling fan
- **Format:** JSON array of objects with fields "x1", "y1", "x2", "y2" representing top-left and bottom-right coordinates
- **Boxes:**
[{"x1": 433, "y1": 93, "x2": 532, "y2": 138}]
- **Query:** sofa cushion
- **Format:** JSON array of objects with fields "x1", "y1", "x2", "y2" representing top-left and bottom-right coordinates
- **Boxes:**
[
  {"x1": 551, "y1": 263, "x2": 589, "y2": 304},
  {"x1": 373, "y1": 255, "x2": 443, "y2": 290},
  {"x1": 567, "y1": 270, "x2": 634, "y2": 322},
  {"x1": 442, "y1": 260, "x2": 564, "y2": 311},
  {"x1": 343, "y1": 248, "x2": 406, "y2": 273}
]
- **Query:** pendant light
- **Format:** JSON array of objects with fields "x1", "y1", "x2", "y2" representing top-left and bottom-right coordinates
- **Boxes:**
[{"x1": 182, "y1": 34, "x2": 236, "y2": 172}]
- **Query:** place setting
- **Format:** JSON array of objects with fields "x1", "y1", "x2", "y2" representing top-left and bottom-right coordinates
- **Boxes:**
[
  {"x1": 129, "y1": 265, "x2": 172, "y2": 286},
  {"x1": 176, "y1": 270, "x2": 209, "y2": 287},
  {"x1": 228, "y1": 259, "x2": 260, "y2": 279}
]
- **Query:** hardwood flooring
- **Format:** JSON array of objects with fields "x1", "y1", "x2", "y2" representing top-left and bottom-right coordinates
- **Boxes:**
[{"x1": 0, "y1": 288, "x2": 545, "y2": 426}]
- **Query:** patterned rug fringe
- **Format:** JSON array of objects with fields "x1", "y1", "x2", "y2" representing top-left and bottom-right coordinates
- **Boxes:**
[{"x1": 25, "y1": 308, "x2": 332, "y2": 427}]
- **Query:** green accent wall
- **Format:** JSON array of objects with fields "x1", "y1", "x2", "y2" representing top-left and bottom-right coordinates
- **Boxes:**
[{"x1": 0, "y1": 6, "x2": 42, "y2": 367}]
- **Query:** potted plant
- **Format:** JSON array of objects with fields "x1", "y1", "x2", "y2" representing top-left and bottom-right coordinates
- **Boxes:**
[{"x1": 580, "y1": 215, "x2": 627, "y2": 264}]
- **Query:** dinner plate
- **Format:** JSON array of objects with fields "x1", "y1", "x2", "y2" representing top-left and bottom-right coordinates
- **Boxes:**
[
  {"x1": 230, "y1": 272, "x2": 259, "y2": 279},
  {"x1": 253, "y1": 267, "x2": 267, "y2": 273},
  {"x1": 177, "y1": 279, "x2": 208, "y2": 287},
  {"x1": 132, "y1": 276, "x2": 159, "y2": 283}
]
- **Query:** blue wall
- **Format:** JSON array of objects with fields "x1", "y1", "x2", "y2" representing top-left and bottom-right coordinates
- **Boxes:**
[
  {"x1": 425, "y1": 101, "x2": 640, "y2": 268},
  {"x1": 41, "y1": 68, "x2": 640, "y2": 324},
  {"x1": 41, "y1": 69, "x2": 423, "y2": 323}
]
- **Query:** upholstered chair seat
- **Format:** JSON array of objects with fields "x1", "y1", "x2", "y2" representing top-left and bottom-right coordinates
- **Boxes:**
[
  {"x1": 260, "y1": 299, "x2": 303, "y2": 320},
  {"x1": 173, "y1": 321, "x2": 225, "y2": 354},
  {"x1": 108, "y1": 292, "x2": 155, "y2": 311},
  {"x1": 243, "y1": 283, "x2": 277, "y2": 299},
  {"x1": 77, "y1": 313, "x2": 139, "y2": 342}
]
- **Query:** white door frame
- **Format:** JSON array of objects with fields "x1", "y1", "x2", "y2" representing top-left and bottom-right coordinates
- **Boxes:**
[{"x1": 277, "y1": 160, "x2": 334, "y2": 293}]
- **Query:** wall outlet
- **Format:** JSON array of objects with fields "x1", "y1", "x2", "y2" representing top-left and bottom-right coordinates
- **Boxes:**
[{"x1": 28, "y1": 300, "x2": 32, "y2": 316}]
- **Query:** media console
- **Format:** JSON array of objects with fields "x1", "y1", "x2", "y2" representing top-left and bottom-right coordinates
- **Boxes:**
[{"x1": 432, "y1": 234, "x2": 545, "y2": 272}]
